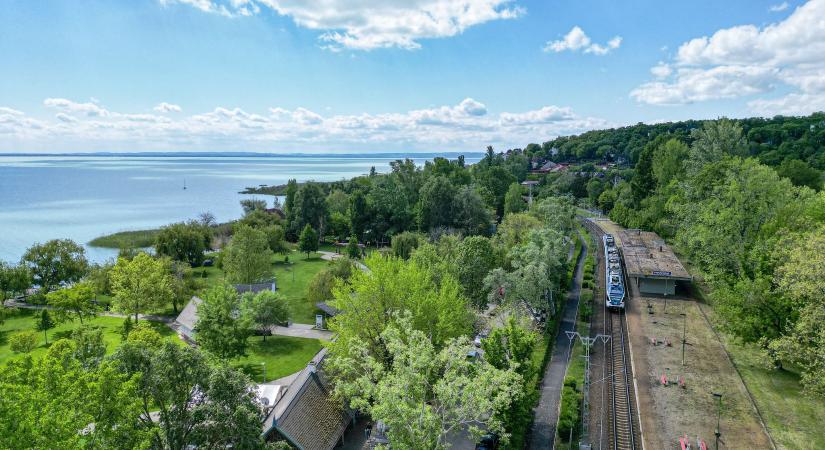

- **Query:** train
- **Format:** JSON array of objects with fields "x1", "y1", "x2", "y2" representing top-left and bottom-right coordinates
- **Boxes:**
[{"x1": 603, "y1": 234, "x2": 626, "y2": 310}]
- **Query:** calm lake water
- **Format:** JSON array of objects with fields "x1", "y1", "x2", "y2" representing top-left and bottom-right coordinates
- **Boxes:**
[{"x1": 0, "y1": 154, "x2": 479, "y2": 263}]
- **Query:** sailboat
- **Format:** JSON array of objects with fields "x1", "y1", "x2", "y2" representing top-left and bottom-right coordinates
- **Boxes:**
[{"x1": 183, "y1": 178, "x2": 187, "y2": 190}]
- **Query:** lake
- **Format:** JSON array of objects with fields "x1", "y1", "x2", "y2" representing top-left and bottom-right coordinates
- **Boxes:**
[{"x1": 0, "y1": 154, "x2": 479, "y2": 263}]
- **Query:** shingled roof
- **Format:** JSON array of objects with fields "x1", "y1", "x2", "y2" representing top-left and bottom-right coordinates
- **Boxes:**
[
  {"x1": 262, "y1": 349, "x2": 351, "y2": 450},
  {"x1": 174, "y1": 296, "x2": 202, "y2": 339}
]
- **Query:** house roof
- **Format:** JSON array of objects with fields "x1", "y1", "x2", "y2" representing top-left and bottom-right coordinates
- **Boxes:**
[
  {"x1": 174, "y1": 296, "x2": 202, "y2": 335},
  {"x1": 262, "y1": 349, "x2": 351, "y2": 450},
  {"x1": 315, "y1": 302, "x2": 341, "y2": 317}
]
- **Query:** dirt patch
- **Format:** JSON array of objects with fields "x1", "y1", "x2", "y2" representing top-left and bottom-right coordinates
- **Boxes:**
[{"x1": 628, "y1": 294, "x2": 772, "y2": 450}]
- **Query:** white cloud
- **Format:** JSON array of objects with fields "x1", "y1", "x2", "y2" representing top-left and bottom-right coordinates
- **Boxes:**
[
  {"x1": 770, "y1": 1, "x2": 789, "y2": 11},
  {"x1": 650, "y1": 63, "x2": 672, "y2": 78},
  {"x1": 160, "y1": 0, "x2": 523, "y2": 50},
  {"x1": 631, "y1": 0, "x2": 825, "y2": 114},
  {"x1": 44, "y1": 98, "x2": 109, "y2": 117},
  {"x1": 154, "y1": 102, "x2": 182, "y2": 113},
  {"x1": 0, "y1": 98, "x2": 612, "y2": 152},
  {"x1": 544, "y1": 26, "x2": 621, "y2": 55}
]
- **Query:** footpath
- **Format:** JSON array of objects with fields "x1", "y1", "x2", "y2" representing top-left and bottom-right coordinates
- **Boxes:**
[{"x1": 528, "y1": 232, "x2": 587, "y2": 450}]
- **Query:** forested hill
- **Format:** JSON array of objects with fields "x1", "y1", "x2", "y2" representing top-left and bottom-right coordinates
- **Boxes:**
[{"x1": 534, "y1": 112, "x2": 825, "y2": 171}]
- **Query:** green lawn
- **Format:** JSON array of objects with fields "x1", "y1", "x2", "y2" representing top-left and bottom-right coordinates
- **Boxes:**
[
  {"x1": 233, "y1": 335, "x2": 325, "y2": 383},
  {"x1": 721, "y1": 335, "x2": 825, "y2": 450},
  {"x1": 0, "y1": 309, "x2": 180, "y2": 366},
  {"x1": 192, "y1": 251, "x2": 330, "y2": 324},
  {"x1": 88, "y1": 229, "x2": 160, "y2": 248},
  {"x1": 2, "y1": 309, "x2": 324, "y2": 384}
]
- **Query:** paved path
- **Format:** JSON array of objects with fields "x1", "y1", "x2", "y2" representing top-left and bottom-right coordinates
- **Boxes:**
[
  {"x1": 528, "y1": 231, "x2": 587, "y2": 450},
  {"x1": 270, "y1": 323, "x2": 334, "y2": 340},
  {"x1": 317, "y1": 250, "x2": 369, "y2": 272}
]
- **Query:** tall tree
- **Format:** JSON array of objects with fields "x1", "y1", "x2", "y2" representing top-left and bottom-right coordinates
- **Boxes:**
[
  {"x1": 46, "y1": 281, "x2": 98, "y2": 324},
  {"x1": 417, "y1": 176, "x2": 456, "y2": 231},
  {"x1": 329, "y1": 316, "x2": 522, "y2": 449},
  {"x1": 240, "y1": 198, "x2": 267, "y2": 215},
  {"x1": 110, "y1": 252, "x2": 174, "y2": 322},
  {"x1": 0, "y1": 261, "x2": 31, "y2": 301},
  {"x1": 349, "y1": 189, "x2": 370, "y2": 240},
  {"x1": 290, "y1": 182, "x2": 328, "y2": 239},
  {"x1": 155, "y1": 221, "x2": 211, "y2": 267},
  {"x1": 222, "y1": 225, "x2": 273, "y2": 285},
  {"x1": 298, "y1": 224, "x2": 319, "y2": 258},
  {"x1": 503, "y1": 182, "x2": 526, "y2": 215},
  {"x1": 35, "y1": 309, "x2": 54, "y2": 345},
  {"x1": 195, "y1": 283, "x2": 253, "y2": 359},
  {"x1": 113, "y1": 342, "x2": 264, "y2": 449},
  {"x1": 20, "y1": 239, "x2": 88, "y2": 296},
  {"x1": 0, "y1": 340, "x2": 149, "y2": 449},
  {"x1": 453, "y1": 186, "x2": 493, "y2": 236},
  {"x1": 242, "y1": 290, "x2": 290, "y2": 341},
  {"x1": 456, "y1": 236, "x2": 499, "y2": 308}
]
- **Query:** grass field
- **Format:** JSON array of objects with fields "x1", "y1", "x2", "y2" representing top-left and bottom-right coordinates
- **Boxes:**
[
  {"x1": 190, "y1": 250, "x2": 329, "y2": 324},
  {"x1": 233, "y1": 335, "x2": 325, "y2": 382},
  {"x1": 1, "y1": 308, "x2": 324, "y2": 383},
  {"x1": 88, "y1": 229, "x2": 160, "y2": 249},
  {"x1": 711, "y1": 315, "x2": 825, "y2": 450},
  {"x1": 0, "y1": 309, "x2": 180, "y2": 365}
]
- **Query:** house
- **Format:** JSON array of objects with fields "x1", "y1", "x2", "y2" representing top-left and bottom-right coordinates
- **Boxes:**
[
  {"x1": 174, "y1": 296, "x2": 202, "y2": 340},
  {"x1": 262, "y1": 349, "x2": 353, "y2": 450}
]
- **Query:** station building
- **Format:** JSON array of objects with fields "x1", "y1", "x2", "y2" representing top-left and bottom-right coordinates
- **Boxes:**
[{"x1": 617, "y1": 229, "x2": 692, "y2": 296}]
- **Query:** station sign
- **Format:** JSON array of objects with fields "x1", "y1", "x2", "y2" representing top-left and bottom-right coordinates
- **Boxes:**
[{"x1": 652, "y1": 270, "x2": 672, "y2": 276}]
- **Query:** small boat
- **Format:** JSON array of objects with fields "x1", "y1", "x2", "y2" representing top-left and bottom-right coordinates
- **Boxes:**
[{"x1": 183, "y1": 178, "x2": 187, "y2": 190}]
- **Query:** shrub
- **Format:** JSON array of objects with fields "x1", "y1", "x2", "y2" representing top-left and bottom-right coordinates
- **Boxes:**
[
  {"x1": 9, "y1": 330, "x2": 39, "y2": 353},
  {"x1": 557, "y1": 385, "x2": 581, "y2": 442}
]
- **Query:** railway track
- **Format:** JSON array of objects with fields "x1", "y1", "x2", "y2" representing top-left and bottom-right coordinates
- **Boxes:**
[
  {"x1": 608, "y1": 310, "x2": 636, "y2": 450},
  {"x1": 585, "y1": 218, "x2": 639, "y2": 450}
]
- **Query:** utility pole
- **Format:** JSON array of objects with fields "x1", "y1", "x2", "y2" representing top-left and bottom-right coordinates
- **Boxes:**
[
  {"x1": 713, "y1": 392, "x2": 723, "y2": 450},
  {"x1": 565, "y1": 331, "x2": 610, "y2": 448},
  {"x1": 680, "y1": 312, "x2": 687, "y2": 365}
]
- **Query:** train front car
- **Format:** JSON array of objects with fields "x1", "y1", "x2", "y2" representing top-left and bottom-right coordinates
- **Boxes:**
[{"x1": 602, "y1": 234, "x2": 626, "y2": 310}]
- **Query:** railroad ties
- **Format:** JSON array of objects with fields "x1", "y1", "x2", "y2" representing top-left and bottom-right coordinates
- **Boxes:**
[{"x1": 608, "y1": 311, "x2": 637, "y2": 450}]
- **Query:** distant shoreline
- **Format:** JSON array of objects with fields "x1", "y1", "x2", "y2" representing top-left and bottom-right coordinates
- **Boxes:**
[{"x1": 0, "y1": 151, "x2": 484, "y2": 158}]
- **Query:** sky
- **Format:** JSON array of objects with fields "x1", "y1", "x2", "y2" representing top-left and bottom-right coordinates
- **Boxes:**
[{"x1": 1, "y1": 0, "x2": 823, "y2": 153}]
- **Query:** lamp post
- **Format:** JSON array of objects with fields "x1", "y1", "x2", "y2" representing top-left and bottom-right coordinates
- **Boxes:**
[
  {"x1": 261, "y1": 362, "x2": 267, "y2": 383},
  {"x1": 713, "y1": 392, "x2": 723, "y2": 450},
  {"x1": 680, "y1": 312, "x2": 687, "y2": 365}
]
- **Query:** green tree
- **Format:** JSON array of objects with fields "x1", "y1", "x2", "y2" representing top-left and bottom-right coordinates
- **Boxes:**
[
  {"x1": 503, "y1": 182, "x2": 526, "y2": 215},
  {"x1": 496, "y1": 213, "x2": 541, "y2": 249},
  {"x1": 46, "y1": 281, "x2": 98, "y2": 324},
  {"x1": 284, "y1": 179, "x2": 299, "y2": 239},
  {"x1": 240, "y1": 198, "x2": 267, "y2": 215},
  {"x1": 110, "y1": 252, "x2": 175, "y2": 322},
  {"x1": 120, "y1": 315, "x2": 134, "y2": 342},
  {"x1": 298, "y1": 224, "x2": 319, "y2": 258},
  {"x1": 686, "y1": 119, "x2": 746, "y2": 176},
  {"x1": 456, "y1": 236, "x2": 499, "y2": 308},
  {"x1": 85, "y1": 262, "x2": 113, "y2": 302},
  {"x1": 345, "y1": 234, "x2": 360, "y2": 259},
  {"x1": 329, "y1": 316, "x2": 522, "y2": 449},
  {"x1": 328, "y1": 211, "x2": 351, "y2": 242},
  {"x1": 290, "y1": 182, "x2": 328, "y2": 238},
  {"x1": 9, "y1": 330, "x2": 38, "y2": 353},
  {"x1": 391, "y1": 231, "x2": 424, "y2": 260},
  {"x1": 242, "y1": 290, "x2": 290, "y2": 341},
  {"x1": 306, "y1": 258, "x2": 355, "y2": 305},
  {"x1": 36, "y1": 309, "x2": 54, "y2": 345},
  {"x1": 20, "y1": 239, "x2": 88, "y2": 297},
  {"x1": 777, "y1": 158, "x2": 822, "y2": 191},
  {"x1": 195, "y1": 283, "x2": 253, "y2": 359},
  {"x1": 453, "y1": 186, "x2": 493, "y2": 236},
  {"x1": 652, "y1": 138, "x2": 689, "y2": 187},
  {"x1": 263, "y1": 224, "x2": 289, "y2": 256},
  {"x1": 328, "y1": 254, "x2": 473, "y2": 369},
  {"x1": 113, "y1": 342, "x2": 264, "y2": 449},
  {"x1": 0, "y1": 261, "x2": 31, "y2": 301},
  {"x1": 0, "y1": 340, "x2": 148, "y2": 449},
  {"x1": 417, "y1": 176, "x2": 456, "y2": 231},
  {"x1": 349, "y1": 189, "x2": 370, "y2": 240},
  {"x1": 326, "y1": 189, "x2": 350, "y2": 216},
  {"x1": 155, "y1": 221, "x2": 211, "y2": 267},
  {"x1": 70, "y1": 325, "x2": 106, "y2": 368},
  {"x1": 223, "y1": 225, "x2": 274, "y2": 285},
  {"x1": 126, "y1": 322, "x2": 164, "y2": 349}
]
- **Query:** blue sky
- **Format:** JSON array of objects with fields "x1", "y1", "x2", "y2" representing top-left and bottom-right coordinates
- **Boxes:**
[{"x1": 1, "y1": 0, "x2": 822, "y2": 153}]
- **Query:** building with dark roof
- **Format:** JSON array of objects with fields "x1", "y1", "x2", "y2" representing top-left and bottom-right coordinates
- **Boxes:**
[{"x1": 262, "y1": 349, "x2": 353, "y2": 450}]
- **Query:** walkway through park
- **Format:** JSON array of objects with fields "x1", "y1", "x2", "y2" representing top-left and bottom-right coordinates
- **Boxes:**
[{"x1": 528, "y1": 231, "x2": 587, "y2": 450}]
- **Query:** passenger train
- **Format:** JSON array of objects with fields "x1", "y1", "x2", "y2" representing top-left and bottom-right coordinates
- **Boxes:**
[{"x1": 603, "y1": 234, "x2": 626, "y2": 310}]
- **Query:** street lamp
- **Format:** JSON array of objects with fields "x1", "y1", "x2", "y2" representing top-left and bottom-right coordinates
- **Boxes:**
[
  {"x1": 712, "y1": 392, "x2": 723, "y2": 450},
  {"x1": 680, "y1": 312, "x2": 687, "y2": 365},
  {"x1": 261, "y1": 362, "x2": 267, "y2": 383}
]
